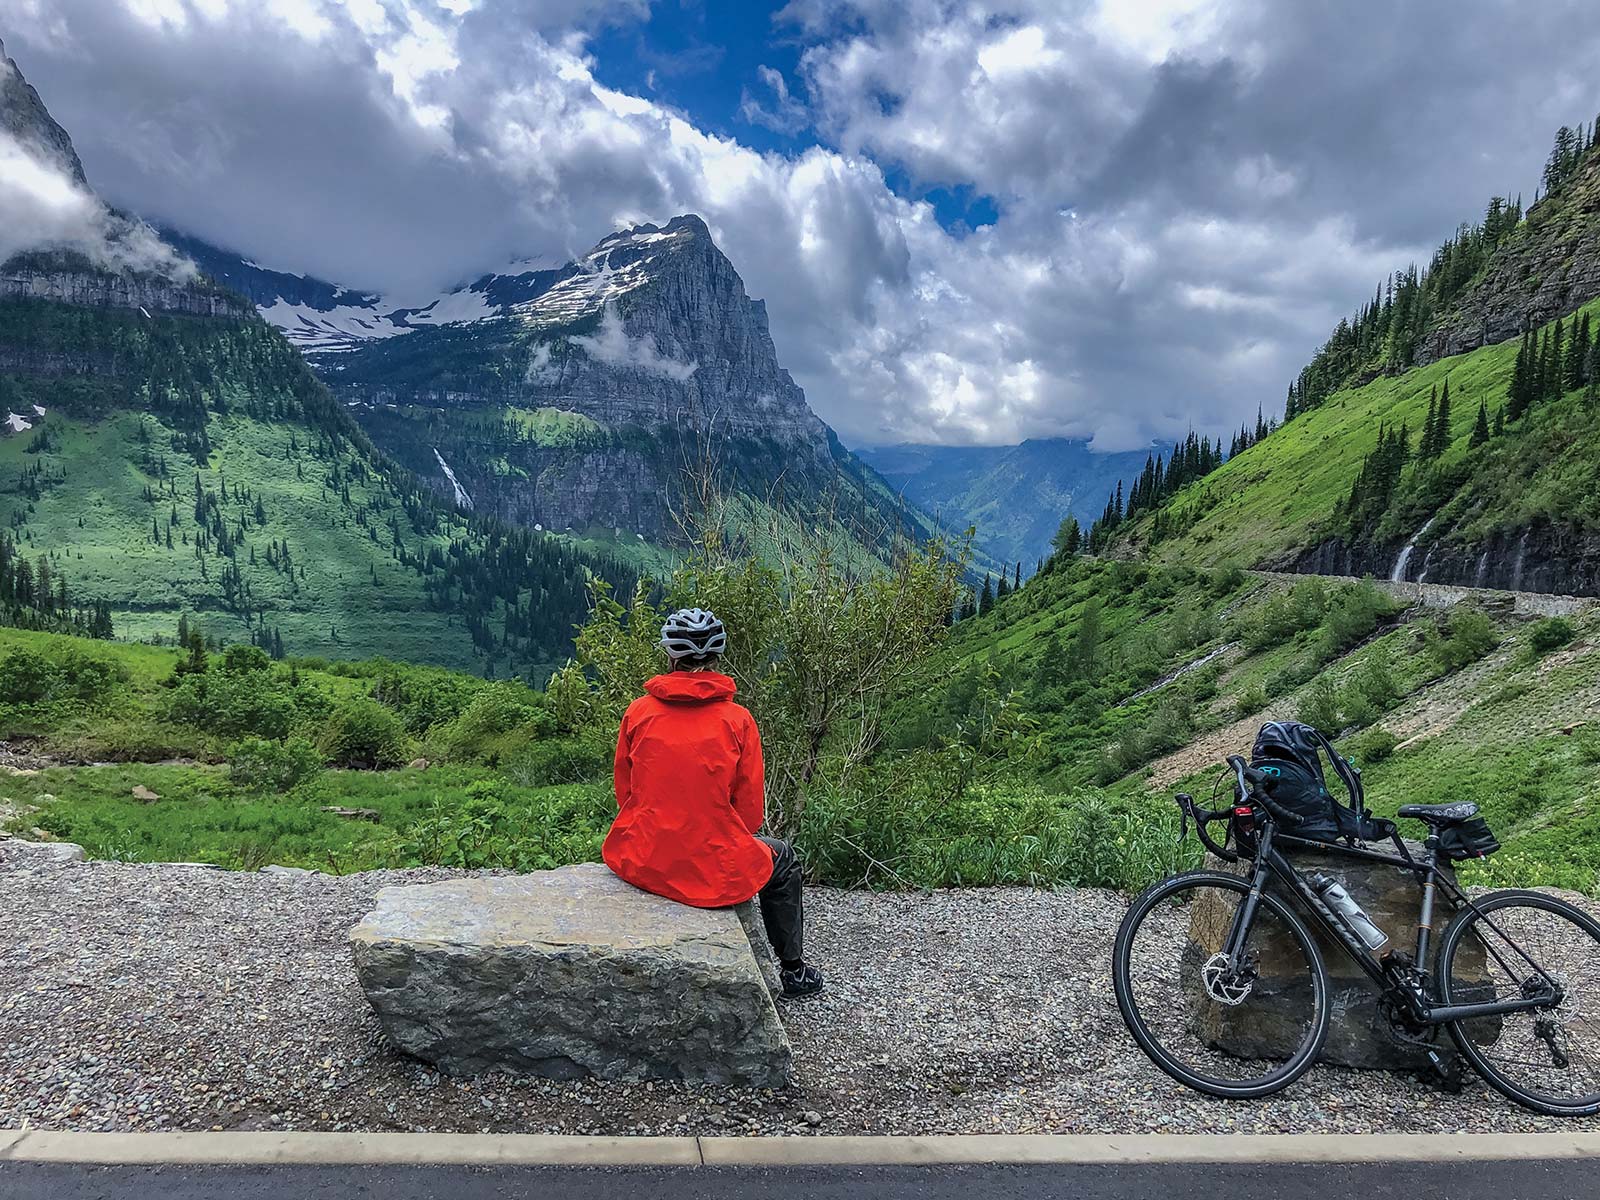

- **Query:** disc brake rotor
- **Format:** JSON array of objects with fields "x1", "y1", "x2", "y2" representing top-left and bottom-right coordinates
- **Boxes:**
[{"x1": 1201, "y1": 952, "x2": 1255, "y2": 1006}]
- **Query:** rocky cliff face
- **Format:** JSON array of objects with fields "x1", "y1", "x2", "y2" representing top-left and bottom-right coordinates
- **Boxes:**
[
  {"x1": 1419, "y1": 156, "x2": 1600, "y2": 366},
  {"x1": 0, "y1": 258, "x2": 249, "y2": 318},
  {"x1": 1284, "y1": 519, "x2": 1600, "y2": 598},
  {"x1": 304, "y1": 215, "x2": 862, "y2": 541},
  {"x1": 332, "y1": 216, "x2": 830, "y2": 453},
  {"x1": 1, "y1": 40, "x2": 236, "y2": 318}
]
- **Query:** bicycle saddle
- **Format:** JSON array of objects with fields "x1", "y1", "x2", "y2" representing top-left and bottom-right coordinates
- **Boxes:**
[{"x1": 1396, "y1": 801, "x2": 1479, "y2": 825}]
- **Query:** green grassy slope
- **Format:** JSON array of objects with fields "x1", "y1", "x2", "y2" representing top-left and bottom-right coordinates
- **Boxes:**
[
  {"x1": 901, "y1": 559, "x2": 1599, "y2": 891},
  {"x1": 1116, "y1": 297, "x2": 1600, "y2": 572},
  {"x1": 0, "y1": 299, "x2": 633, "y2": 675}
]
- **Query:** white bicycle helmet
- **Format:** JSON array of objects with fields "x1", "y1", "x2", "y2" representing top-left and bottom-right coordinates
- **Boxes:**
[{"x1": 660, "y1": 607, "x2": 727, "y2": 663}]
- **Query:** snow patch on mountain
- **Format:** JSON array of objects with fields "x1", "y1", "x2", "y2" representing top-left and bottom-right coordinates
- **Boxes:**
[{"x1": 258, "y1": 298, "x2": 413, "y2": 354}]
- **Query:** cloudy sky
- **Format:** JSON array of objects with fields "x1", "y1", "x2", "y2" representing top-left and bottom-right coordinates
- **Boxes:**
[{"x1": 3, "y1": 0, "x2": 1598, "y2": 449}]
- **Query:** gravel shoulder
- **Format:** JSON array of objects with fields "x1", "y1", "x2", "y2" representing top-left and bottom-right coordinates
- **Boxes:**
[{"x1": 3, "y1": 847, "x2": 1598, "y2": 1138}]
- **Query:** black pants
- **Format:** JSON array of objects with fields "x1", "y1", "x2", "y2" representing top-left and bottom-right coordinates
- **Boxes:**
[{"x1": 755, "y1": 835, "x2": 805, "y2": 966}]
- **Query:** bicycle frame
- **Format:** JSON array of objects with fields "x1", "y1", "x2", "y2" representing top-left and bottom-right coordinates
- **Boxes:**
[{"x1": 1222, "y1": 821, "x2": 1562, "y2": 1026}]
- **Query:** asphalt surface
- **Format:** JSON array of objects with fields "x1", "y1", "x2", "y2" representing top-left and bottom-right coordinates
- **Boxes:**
[{"x1": 0, "y1": 1161, "x2": 1592, "y2": 1200}]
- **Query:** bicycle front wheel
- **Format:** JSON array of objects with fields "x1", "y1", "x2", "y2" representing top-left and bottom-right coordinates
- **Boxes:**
[
  {"x1": 1438, "y1": 889, "x2": 1600, "y2": 1117},
  {"x1": 1113, "y1": 870, "x2": 1330, "y2": 1099}
]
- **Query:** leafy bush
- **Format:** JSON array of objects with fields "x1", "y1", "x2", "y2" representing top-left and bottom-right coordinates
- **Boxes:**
[
  {"x1": 221, "y1": 645, "x2": 272, "y2": 673},
  {"x1": 166, "y1": 671, "x2": 296, "y2": 740},
  {"x1": 1310, "y1": 582, "x2": 1400, "y2": 662},
  {"x1": 0, "y1": 649, "x2": 57, "y2": 703},
  {"x1": 1233, "y1": 685, "x2": 1268, "y2": 719},
  {"x1": 0, "y1": 648, "x2": 125, "y2": 707},
  {"x1": 1526, "y1": 617, "x2": 1576, "y2": 656},
  {"x1": 1427, "y1": 607, "x2": 1499, "y2": 671},
  {"x1": 1345, "y1": 725, "x2": 1398, "y2": 764},
  {"x1": 229, "y1": 736, "x2": 323, "y2": 792},
  {"x1": 796, "y1": 777, "x2": 1194, "y2": 891},
  {"x1": 1348, "y1": 646, "x2": 1399, "y2": 712},
  {"x1": 371, "y1": 664, "x2": 482, "y2": 735},
  {"x1": 393, "y1": 779, "x2": 610, "y2": 871},
  {"x1": 504, "y1": 734, "x2": 613, "y2": 787},
  {"x1": 426, "y1": 682, "x2": 554, "y2": 762},
  {"x1": 1298, "y1": 676, "x2": 1341, "y2": 732},
  {"x1": 1096, "y1": 698, "x2": 1194, "y2": 782},
  {"x1": 317, "y1": 697, "x2": 409, "y2": 768}
]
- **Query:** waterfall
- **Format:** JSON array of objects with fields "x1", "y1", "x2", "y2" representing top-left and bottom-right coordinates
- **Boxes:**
[
  {"x1": 1510, "y1": 529, "x2": 1530, "y2": 592},
  {"x1": 1389, "y1": 516, "x2": 1436, "y2": 582},
  {"x1": 432, "y1": 448, "x2": 474, "y2": 511}
]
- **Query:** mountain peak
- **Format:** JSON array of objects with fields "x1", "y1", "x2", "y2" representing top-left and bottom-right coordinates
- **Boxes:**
[{"x1": 1, "y1": 35, "x2": 89, "y2": 187}]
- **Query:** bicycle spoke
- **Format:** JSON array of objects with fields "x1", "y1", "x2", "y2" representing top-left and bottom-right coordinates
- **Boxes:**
[
  {"x1": 1444, "y1": 894, "x2": 1600, "y2": 1113},
  {"x1": 1116, "y1": 876, "x2": 1325, "y2": 1096}
]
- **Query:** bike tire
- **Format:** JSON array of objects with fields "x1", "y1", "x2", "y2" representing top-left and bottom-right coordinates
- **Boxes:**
[
  {"x1": 1112, "y1": 870, "x2": 1331, "y2": 1099},
  {"x1": 1437, "y1": 888, "x2": 1600, "y2": 1118}
]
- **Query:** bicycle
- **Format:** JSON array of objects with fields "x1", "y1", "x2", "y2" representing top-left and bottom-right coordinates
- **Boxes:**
[{"x1": 1111, "y1": 755, "x2": 1600, "y2": 1117}]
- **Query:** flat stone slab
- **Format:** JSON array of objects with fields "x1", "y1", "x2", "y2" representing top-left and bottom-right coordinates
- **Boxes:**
[{"x1": 350, "y1": 863, "x2": 791, "y2": 1086}]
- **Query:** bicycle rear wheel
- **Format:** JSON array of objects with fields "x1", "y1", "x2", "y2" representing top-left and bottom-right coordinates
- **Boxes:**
[
  {"x1": 1438, "y1": 889, "x2": 1600, "y2": 1117},
  {"x1": 1113, "y1": 870, "x2": 1330, "y2": 1099}
]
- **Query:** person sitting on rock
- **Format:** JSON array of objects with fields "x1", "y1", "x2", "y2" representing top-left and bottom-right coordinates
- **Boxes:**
[{"x1": 602, "y1": 606, "x2": 824, "y2": 999}]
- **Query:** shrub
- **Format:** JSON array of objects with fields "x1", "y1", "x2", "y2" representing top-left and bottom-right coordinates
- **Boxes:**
[
  {"x1": 166, "y1": 671, "x2": 296, "y2": 740},
  {"x1": 0, "y1": 650, "x2": 57, "y2": 704},
  {"x1": 229, "y1": 736, "x2": 324, "y2": 792},
  {"x1": 1427, "y1": 607, "x2": 1499, "y2": 671},
  {"x1": 795, "y1": 778, "x2": 1194, "y2": 891},
  {"x1": 1233, "y1": 684, "x2": 1268, "y2": 719},
  {"x1": 317, "y1": 697, "x2": 409, "y2": 768},
  {"x1": 1349, "y1": 646, "x2": 1399, "y2": 712},
  {"x1": 427, "y1": 683, "x2": 553, "y2": 762},
  {"x1": 1526, "y1": 617, "x2": 1576, "y2": 656},
  {"x1": 222, "y1": 645, "x2": 272, "y2": 673},
  {"x1": 393, "y1": 779, "x2": 611, "y2": 871},
  {"x1": 1298, "y1": 676, "x2": 1341, "y2": 733},
  {"x1": 1264, "y1": 658, "x2": 1317, "y2": 698},
  {"x1": 504, "y1": 734, "x2": 613, "y2": 787},
  {"x1": 1344, "y1": 726, "x2": 1398, "y2": 764},
  {"x1": 370, "y1": 665, "x2": 482, "y2": 735}
]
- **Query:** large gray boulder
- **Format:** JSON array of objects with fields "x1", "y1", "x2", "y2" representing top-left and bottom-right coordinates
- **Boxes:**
[
  {"x1": 350, "y1": 863, "x2": 791, "y2": 1086},
  {"x1": 1191, "y1": 845, "x2": 1492, "y2": 1070}
]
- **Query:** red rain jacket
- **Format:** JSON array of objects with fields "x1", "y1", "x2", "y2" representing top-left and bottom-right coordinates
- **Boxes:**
[{"x1": 603, "y1": 671, "x2": 774, "y2": 908}]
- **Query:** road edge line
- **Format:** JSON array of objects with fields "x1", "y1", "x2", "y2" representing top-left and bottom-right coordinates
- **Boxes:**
[{"x1": 3, "y1": 1130, "x2": 1600, "y2": 1167}]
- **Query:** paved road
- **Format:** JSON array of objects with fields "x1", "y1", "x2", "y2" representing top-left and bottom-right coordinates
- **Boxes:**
[{"x1": 1, "y1": 1160, "x2": 1592, "y2": 1200}]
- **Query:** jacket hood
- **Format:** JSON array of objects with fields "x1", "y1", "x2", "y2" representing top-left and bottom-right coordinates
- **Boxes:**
[{"x1": 644, "y1": 671, "x2": 737, "y2": 704}]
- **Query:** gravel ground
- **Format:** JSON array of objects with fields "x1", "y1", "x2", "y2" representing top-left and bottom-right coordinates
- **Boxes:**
[{"x1": 3, "y1": 844, "x2": 1598, "y2": 1137}]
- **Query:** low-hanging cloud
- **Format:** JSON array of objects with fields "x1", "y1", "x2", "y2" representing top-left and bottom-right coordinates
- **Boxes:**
[
  {"x1": 570, "y1": 305, "x2": 699, "y2": 381},
  {"x1": 0, "y1": 129, "x2": 195, "y2": 280}
]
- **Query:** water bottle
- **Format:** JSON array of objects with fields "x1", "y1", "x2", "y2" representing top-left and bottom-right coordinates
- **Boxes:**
[{"x1": 1309, "y1": 873, "x2": 1389, "y2": 951}]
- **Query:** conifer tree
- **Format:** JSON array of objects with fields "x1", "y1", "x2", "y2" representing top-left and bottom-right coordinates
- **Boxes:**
[
  {"x1": 1434, "y1": 377, "x2": 1451, "y2": 453},
  {"x1": 1545, "y1": 319, "x2": 1565, "y2": 400},
  {"x1": 1469, "y1": 400, "x2": 1491, "y2": 447},
  {"x1": 1508, "y1": 328, "x2": 1532, "y2": 420},
  {"x1": 978, "y1": 574, "x2": 994, "y2": 616},
  {"x1": 1420, "y1": 386, "x2": 1438, "y2": 458},
  {"x1": 1567, "y1": 312, "x2": 1591, "y2": 392},
  {"x1": 1493, "y1": 407, "x2": 1506, "y2": 436}
]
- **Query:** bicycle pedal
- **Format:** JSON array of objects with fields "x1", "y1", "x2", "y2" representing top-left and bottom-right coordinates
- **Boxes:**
[{"x1": 1423, "y1": 1048, "x2": 1464, "y2": 1094}]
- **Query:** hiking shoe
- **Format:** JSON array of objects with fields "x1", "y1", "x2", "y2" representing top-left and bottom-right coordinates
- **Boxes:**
[{"x1": 779, "y1": 962, "x2": 824, "y2": 999}]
